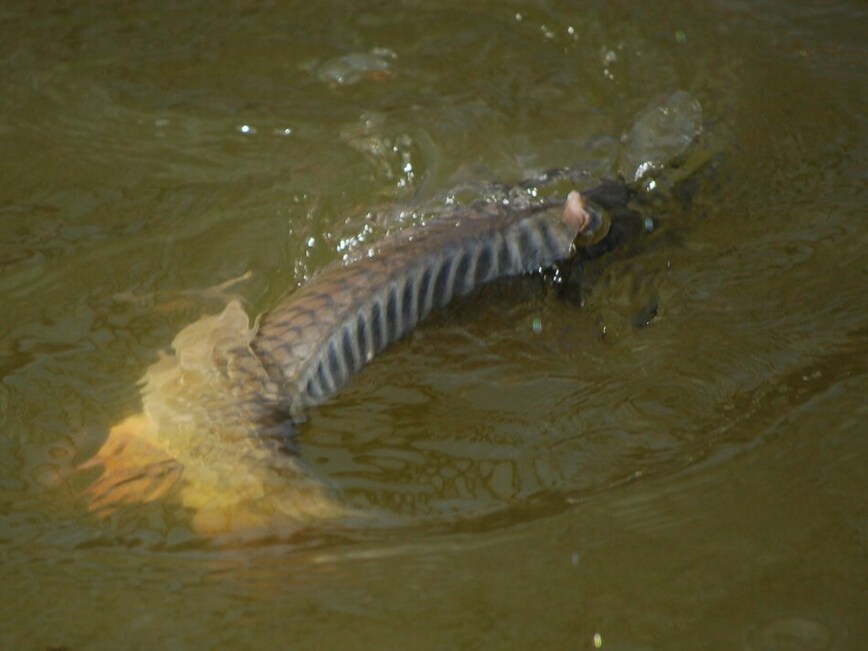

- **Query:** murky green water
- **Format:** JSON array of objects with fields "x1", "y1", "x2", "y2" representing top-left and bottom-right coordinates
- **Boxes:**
[{"x1": 1, "y1": 1, "x2": 865, "y2": 649}]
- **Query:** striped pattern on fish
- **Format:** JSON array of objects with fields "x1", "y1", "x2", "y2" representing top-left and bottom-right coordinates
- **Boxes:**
[{"x1": 251, "y1": 191, "x2": 594, "y2": 417}]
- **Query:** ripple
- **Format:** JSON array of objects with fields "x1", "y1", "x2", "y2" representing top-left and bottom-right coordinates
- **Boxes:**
[{"x1": 747, "y1": 617, "x2": 834, "y2": 651}]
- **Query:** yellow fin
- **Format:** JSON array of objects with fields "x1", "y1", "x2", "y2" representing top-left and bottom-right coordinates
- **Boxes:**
[{"x1": 80, "y1": 413, "x2": 183, "y2": 513}]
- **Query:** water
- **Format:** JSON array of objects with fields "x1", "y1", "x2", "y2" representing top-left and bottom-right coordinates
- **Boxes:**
[{"x1": 1, "y1": 1, "x2": 866, "y2": 648}]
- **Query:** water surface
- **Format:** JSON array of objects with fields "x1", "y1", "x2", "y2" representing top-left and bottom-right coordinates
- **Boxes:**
[{"x1": 1, "y1": 1, "x2": 865, "y2": 649}]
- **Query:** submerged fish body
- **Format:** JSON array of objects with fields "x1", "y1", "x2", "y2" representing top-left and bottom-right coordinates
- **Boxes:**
[{"x1": 83, "y1": 301, "x2": 347, "y2": 536}]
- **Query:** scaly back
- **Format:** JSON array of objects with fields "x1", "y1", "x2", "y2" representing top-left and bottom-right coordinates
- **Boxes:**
[{"x1": 252, "y1": 193, "x2": 590, "y2": 415}]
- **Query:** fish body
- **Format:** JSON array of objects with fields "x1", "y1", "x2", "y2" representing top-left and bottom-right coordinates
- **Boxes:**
[{"x1": 80, "y1": 89, "x2": 705, "y2": 538}]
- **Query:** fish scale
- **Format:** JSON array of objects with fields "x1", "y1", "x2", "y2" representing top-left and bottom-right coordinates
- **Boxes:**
[{"x1": 251, "y1": 193, "x2": 591, "y2": 418}]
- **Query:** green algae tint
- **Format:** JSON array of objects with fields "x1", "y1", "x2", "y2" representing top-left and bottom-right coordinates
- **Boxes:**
[{"x1": 1, "y1": 1, "x2": 865, "y2": 649}]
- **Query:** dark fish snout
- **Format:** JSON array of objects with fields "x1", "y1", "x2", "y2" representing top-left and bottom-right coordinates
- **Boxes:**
[{"x1": 576, "y1": 201, "x2": 610, "y2": 246}]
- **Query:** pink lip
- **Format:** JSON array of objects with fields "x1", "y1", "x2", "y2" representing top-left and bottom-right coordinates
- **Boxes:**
[{"x1": 561, "y1": 190, "x2": 591, "y2": 234}]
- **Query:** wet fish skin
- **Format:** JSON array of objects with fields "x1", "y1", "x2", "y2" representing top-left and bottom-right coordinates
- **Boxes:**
[{"x1": 252, "y1": 192, "x2": 592, "y2": 416}]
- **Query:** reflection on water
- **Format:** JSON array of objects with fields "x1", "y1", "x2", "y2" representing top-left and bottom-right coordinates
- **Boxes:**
[{"x1": 1, "y1": 0, "x2": 865, "y2": 648}]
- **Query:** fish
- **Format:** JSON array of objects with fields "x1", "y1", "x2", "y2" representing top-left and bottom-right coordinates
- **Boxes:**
[{"x1": 80, "y1": 187, "x2": 610, "y2": 540}]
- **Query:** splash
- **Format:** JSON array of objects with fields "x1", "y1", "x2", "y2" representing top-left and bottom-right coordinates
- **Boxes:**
[{"x1": 619, "y1": 90, "x2": 703, "y2": 184}]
